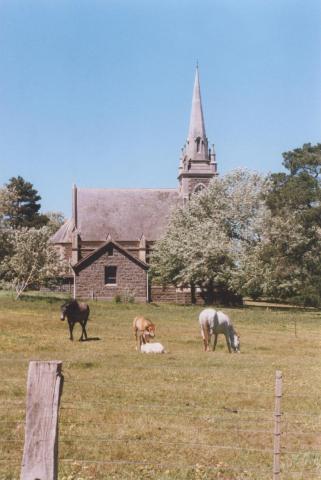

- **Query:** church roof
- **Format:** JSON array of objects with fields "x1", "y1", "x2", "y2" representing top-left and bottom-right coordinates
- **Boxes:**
[
  {"x1": 73, "y1": 238, "x2": 149, "y2": 272},
  {"x1": 51, "y1": 188, "x2": 180, "y2": 243}
]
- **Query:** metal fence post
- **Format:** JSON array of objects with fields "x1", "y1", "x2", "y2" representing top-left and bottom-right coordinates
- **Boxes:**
[{"x1": 273, "y1": 370, "x2": 282, "y2": 480}]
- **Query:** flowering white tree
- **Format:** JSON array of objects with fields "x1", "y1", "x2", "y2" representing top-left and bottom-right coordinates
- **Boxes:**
[
  {"x1": 3, "y1": 226, "x2": 67, "y2": 299},
  {"x1": 150, "y1": 169, "x2": 268, "y2": 303},
  {"x1": 0, "y1": 186, "x2": 19, "y2": 267}
]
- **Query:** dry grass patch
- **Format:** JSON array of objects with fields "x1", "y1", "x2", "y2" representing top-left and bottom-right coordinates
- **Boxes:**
[{"x1": 0, "y1": 292, "x2": 320, "y2": 479}]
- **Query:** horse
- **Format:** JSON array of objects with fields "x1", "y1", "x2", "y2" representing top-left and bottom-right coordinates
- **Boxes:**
[
  {"x1": 133, "y1": 316, "x2": 156, "y2": 350},
  {"x1": 199, "y1": 308, "x2": 240, "y2": 353},
  {"x1": 60, "y1": 300, "x2": 90, "y2": 341}
]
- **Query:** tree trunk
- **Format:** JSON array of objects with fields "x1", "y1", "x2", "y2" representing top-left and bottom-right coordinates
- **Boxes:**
[
  {"x1": 191, "y1": 282, "x2": 196, "y2": 304},
  {"x1": 205, "y1": 280, "x2": 215, "y2": 304}
]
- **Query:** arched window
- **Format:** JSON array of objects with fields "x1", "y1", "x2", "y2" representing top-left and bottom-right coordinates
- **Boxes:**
[
  {"x1": 196, "y1": 137, "x2": 201, "y2": 153},
  {"x1": 193, "y1": 183, "x2": 206, "y2": 195}
]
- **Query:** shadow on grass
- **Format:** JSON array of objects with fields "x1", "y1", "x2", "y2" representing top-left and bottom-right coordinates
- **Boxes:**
[{"x1": 81, "y1": 337, "x2": 101, "y2": 342}]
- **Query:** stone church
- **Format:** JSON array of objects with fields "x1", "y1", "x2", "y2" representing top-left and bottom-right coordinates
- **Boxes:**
[{"x1": 52, "y1": 68, "x2": 218, "y2": 302}]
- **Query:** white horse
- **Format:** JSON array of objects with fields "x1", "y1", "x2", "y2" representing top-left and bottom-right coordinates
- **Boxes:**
[{"x1": 199, "y1": 308, "x2": 240, "y2": 353}]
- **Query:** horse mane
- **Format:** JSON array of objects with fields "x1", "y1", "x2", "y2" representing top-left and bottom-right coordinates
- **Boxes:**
[{"x1": 61, "y1": 299, "x2": 79, "y2": 310}]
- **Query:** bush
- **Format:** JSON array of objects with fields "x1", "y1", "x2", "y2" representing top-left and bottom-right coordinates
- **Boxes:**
[{"x1": 113, "y1": 294, "x2": 122, "y2": 304}]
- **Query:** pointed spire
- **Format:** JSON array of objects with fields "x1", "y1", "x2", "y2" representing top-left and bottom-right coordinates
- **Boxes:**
[
  {"x1": 188, "y1": 65, "x2": 206, "y2": 142},
  {"x1": 186, "y1": 66, "x2": 208, "y2": 160}
]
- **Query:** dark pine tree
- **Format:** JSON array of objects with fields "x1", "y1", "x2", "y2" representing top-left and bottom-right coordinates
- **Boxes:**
[{"x1": 5, "y1": 176, "x2": 49, "y2": 228}]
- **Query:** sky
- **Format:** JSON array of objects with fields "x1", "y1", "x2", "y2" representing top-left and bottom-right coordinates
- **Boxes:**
[{"x1": 0, "y1": 0, "x2": 320, "y2": 217}]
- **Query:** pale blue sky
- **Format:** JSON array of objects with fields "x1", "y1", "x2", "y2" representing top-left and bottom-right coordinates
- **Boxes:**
[{"x1": 0, "y1": 0, "x2": 320, "y2": 217}]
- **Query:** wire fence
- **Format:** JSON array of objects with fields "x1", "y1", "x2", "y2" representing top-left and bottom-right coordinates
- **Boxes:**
[{"x1": 1, "y1": 365, "x2": 320, "y2": 480}]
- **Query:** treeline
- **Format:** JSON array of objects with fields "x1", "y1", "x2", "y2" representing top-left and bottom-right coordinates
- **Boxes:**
[
  {"x1": 151, "y1": 143, "x2": 321, "y2": 307},
  {"x1": 0, "y1": 176, "x2": 67, "y2": 298}
]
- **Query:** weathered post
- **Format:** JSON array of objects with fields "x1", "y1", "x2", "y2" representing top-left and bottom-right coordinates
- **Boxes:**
[
  {"x1": 20, "y1": 361, "x2": 64, "y2": 480},
  {"x1": 273, "y1": 370, "x2": 282, "y2": 480}
]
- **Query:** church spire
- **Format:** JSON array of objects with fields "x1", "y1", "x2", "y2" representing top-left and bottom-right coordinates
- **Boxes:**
[
  {"x1": 186, "y1": 66, "x2": 208, "y2": 160},
  {"x1": 188, "y1": 66, "x2": 207, "y2": 143},
  {"x1": 178, "y1": 66, "x2": 217, "y2": 199}
]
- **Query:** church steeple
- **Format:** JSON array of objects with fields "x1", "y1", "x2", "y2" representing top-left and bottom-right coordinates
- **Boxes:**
[
  {"x1": 186, "y1": 66, "x2": 208, "y2": 160},
  {"x1": 178, "y1": 66, "x2": 217, "y2": 200}
]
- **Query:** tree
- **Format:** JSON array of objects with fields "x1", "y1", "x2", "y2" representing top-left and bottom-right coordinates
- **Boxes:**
[
  {"x1": 0, "y1": 186, "x2": 19, "y2": 267},
  {"x1": 45, "y1": 211, "x2": 66, "y2": 234},
  {"x1": 243, "y1": 143, "x2": 321, "y2": 306},
  {"x1": 4, "y1": 176, "x2": 49, "y2": 228},
  {"x1": 150, "y1": 169, "x2": 268, "y2": 303},
  {"x1": 2, "y1": 226, "x2": 67, "y2": 299}
]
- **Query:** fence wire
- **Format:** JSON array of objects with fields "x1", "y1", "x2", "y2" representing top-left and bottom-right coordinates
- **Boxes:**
[{"x1": 1, "y1": 368, "x2": 320, "y2": 479}]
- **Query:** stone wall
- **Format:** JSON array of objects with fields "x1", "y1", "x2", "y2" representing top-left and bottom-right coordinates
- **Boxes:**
[
  {"x1": 151, "y1": 285, "x2": 204, "y2": 304},
  {"x1": 75, "y1": 247, "x2": 147, "y2": 302}
]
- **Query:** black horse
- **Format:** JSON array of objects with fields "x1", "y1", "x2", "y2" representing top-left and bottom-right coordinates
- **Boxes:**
[{"x1": 60, "y1": 300, "x2": 90, "y2": 341}]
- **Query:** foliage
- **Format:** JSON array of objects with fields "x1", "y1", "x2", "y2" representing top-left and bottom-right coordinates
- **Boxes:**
[
  {"x1": 151, "y1": 169, "x2": 268, "y2": 302},
  {"x1": 113, "y1": 288, "x2": 136, "y2": 304},
  {"x1": 45, "y1": 211, "x2": 66, "y2": 234},
  {"x1": 1, "y1": 226, "x2": 67, "y2": 299},
  {"x1": 4, "y1": 176, "x2": 49, "y2": 228},
  {"x1": 0, "y1": 185, "x2": 19, "y2": 222},
  {"x1": 0, "y1": 179, "x2": 66, "y2": 288},
  {"x1": 0, "y1": 186, "x2": 19, "y2": 268},
  {"x1": 246, "y1": 143, "x2": 321, "y2": 306}
]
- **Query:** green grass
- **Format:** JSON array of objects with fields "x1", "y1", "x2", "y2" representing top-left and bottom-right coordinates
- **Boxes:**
[{"x1": 0, "y1": 292, "x2": 320, "y2": 480}]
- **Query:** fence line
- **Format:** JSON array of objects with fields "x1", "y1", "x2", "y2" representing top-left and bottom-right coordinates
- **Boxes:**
[
  {"x1": 1, "y1": 401, "x2": 318, "y2": 419},
  {"x1": 2, "y1": 376, "x2": 319, "y2": 400},
  {"x1": 60, "y1": 400, "x2": 321, "y2": 418},
  {"x1": 2, "y1": 362, "x2": 320, "y2": 479},
  {"x1": 58, "y1": 426, "x2": 321, "y2": 437},
  {"x1": 58, "y1": 436, "x2": 321, "y2": 455},
  {"x1": 60, "y1": 458, "x2": 272, "y2": 474}
]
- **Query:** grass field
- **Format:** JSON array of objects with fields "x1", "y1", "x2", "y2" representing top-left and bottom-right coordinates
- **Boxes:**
[{"x1": 0, "y1": 292, "x2": 320, "y2": 480}]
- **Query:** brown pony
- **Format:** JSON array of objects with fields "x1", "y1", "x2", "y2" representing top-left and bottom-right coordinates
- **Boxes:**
[
  {"x1": 60, "y1": 300, "x2": 90, "y2": 341},
  {"x1": 133, "y1": 316, "x2": 156, "y2": 350}
]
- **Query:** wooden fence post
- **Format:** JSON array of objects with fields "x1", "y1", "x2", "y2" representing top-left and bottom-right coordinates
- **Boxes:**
[
  {"x1": 20, "y1": 361, "x2": 64, "y2": 480},
  {"x1": 273, "y1": 370, "x2": 282, "y2": 480}
]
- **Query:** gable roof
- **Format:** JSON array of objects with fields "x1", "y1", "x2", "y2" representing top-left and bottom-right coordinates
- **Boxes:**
[
  {"x1": 51, "y1": 188, "x2": 180, "y2": 244},
  {"x1": 73, "y1": 238, "x2": 149, "y2": 273}
]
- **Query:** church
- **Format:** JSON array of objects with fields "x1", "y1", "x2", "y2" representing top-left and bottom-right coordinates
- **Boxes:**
[{"x1": 52, "y1": 68, "x2": 218, "y2": 302}]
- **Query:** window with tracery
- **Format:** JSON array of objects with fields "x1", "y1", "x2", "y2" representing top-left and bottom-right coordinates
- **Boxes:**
[{"x1": 193, "y1": 183, "x2": 205, "y2": 194}]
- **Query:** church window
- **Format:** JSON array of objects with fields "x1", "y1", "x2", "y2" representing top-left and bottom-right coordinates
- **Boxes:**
[
  {"x1": 194, "y1": 183, "x2": 205, "y2": 194},
  {"x1": 196, "y1": 137, "x2": 201, "y2": 152},
  {"x1": 105, "y1": 266, "x2": 117, "y2": 284}
]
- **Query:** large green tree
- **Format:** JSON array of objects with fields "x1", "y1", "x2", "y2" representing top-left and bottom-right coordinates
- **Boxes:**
[
  {"x1": 4, "y1": 176, "x2": 49, "y2": 228},
  {"x1": 242, "y1": 143, "x2": 321, "y2": 306},
  {"x1": 150, "y1": 169, "x2": 267, "y2": 303}
]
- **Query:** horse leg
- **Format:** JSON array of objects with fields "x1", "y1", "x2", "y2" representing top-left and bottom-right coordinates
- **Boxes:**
[
  {"x1": 134, "y1": 328, "x2": 138, "y2": 350},
  {"x1": 225, "y1": 333, "x2": 232, "y2": 353},
  {"x1": 202, "y1": 326, "x2": 209, "y2": 352},
  {"x1": 213, "y1": 333, "x2": 218, "y2": 351},
  {"x1": 136, "y1": 332, "x2": 143, "y2": 351},
  {"x1": 83, "y1": 322, "x2": 88, "y2": 340},
  {"x1": 80, "y1": 322, "x2": 88, "y2": 341},
  {"x1": 68, "y1": 321, "x2": 74, "y2": 341}
]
